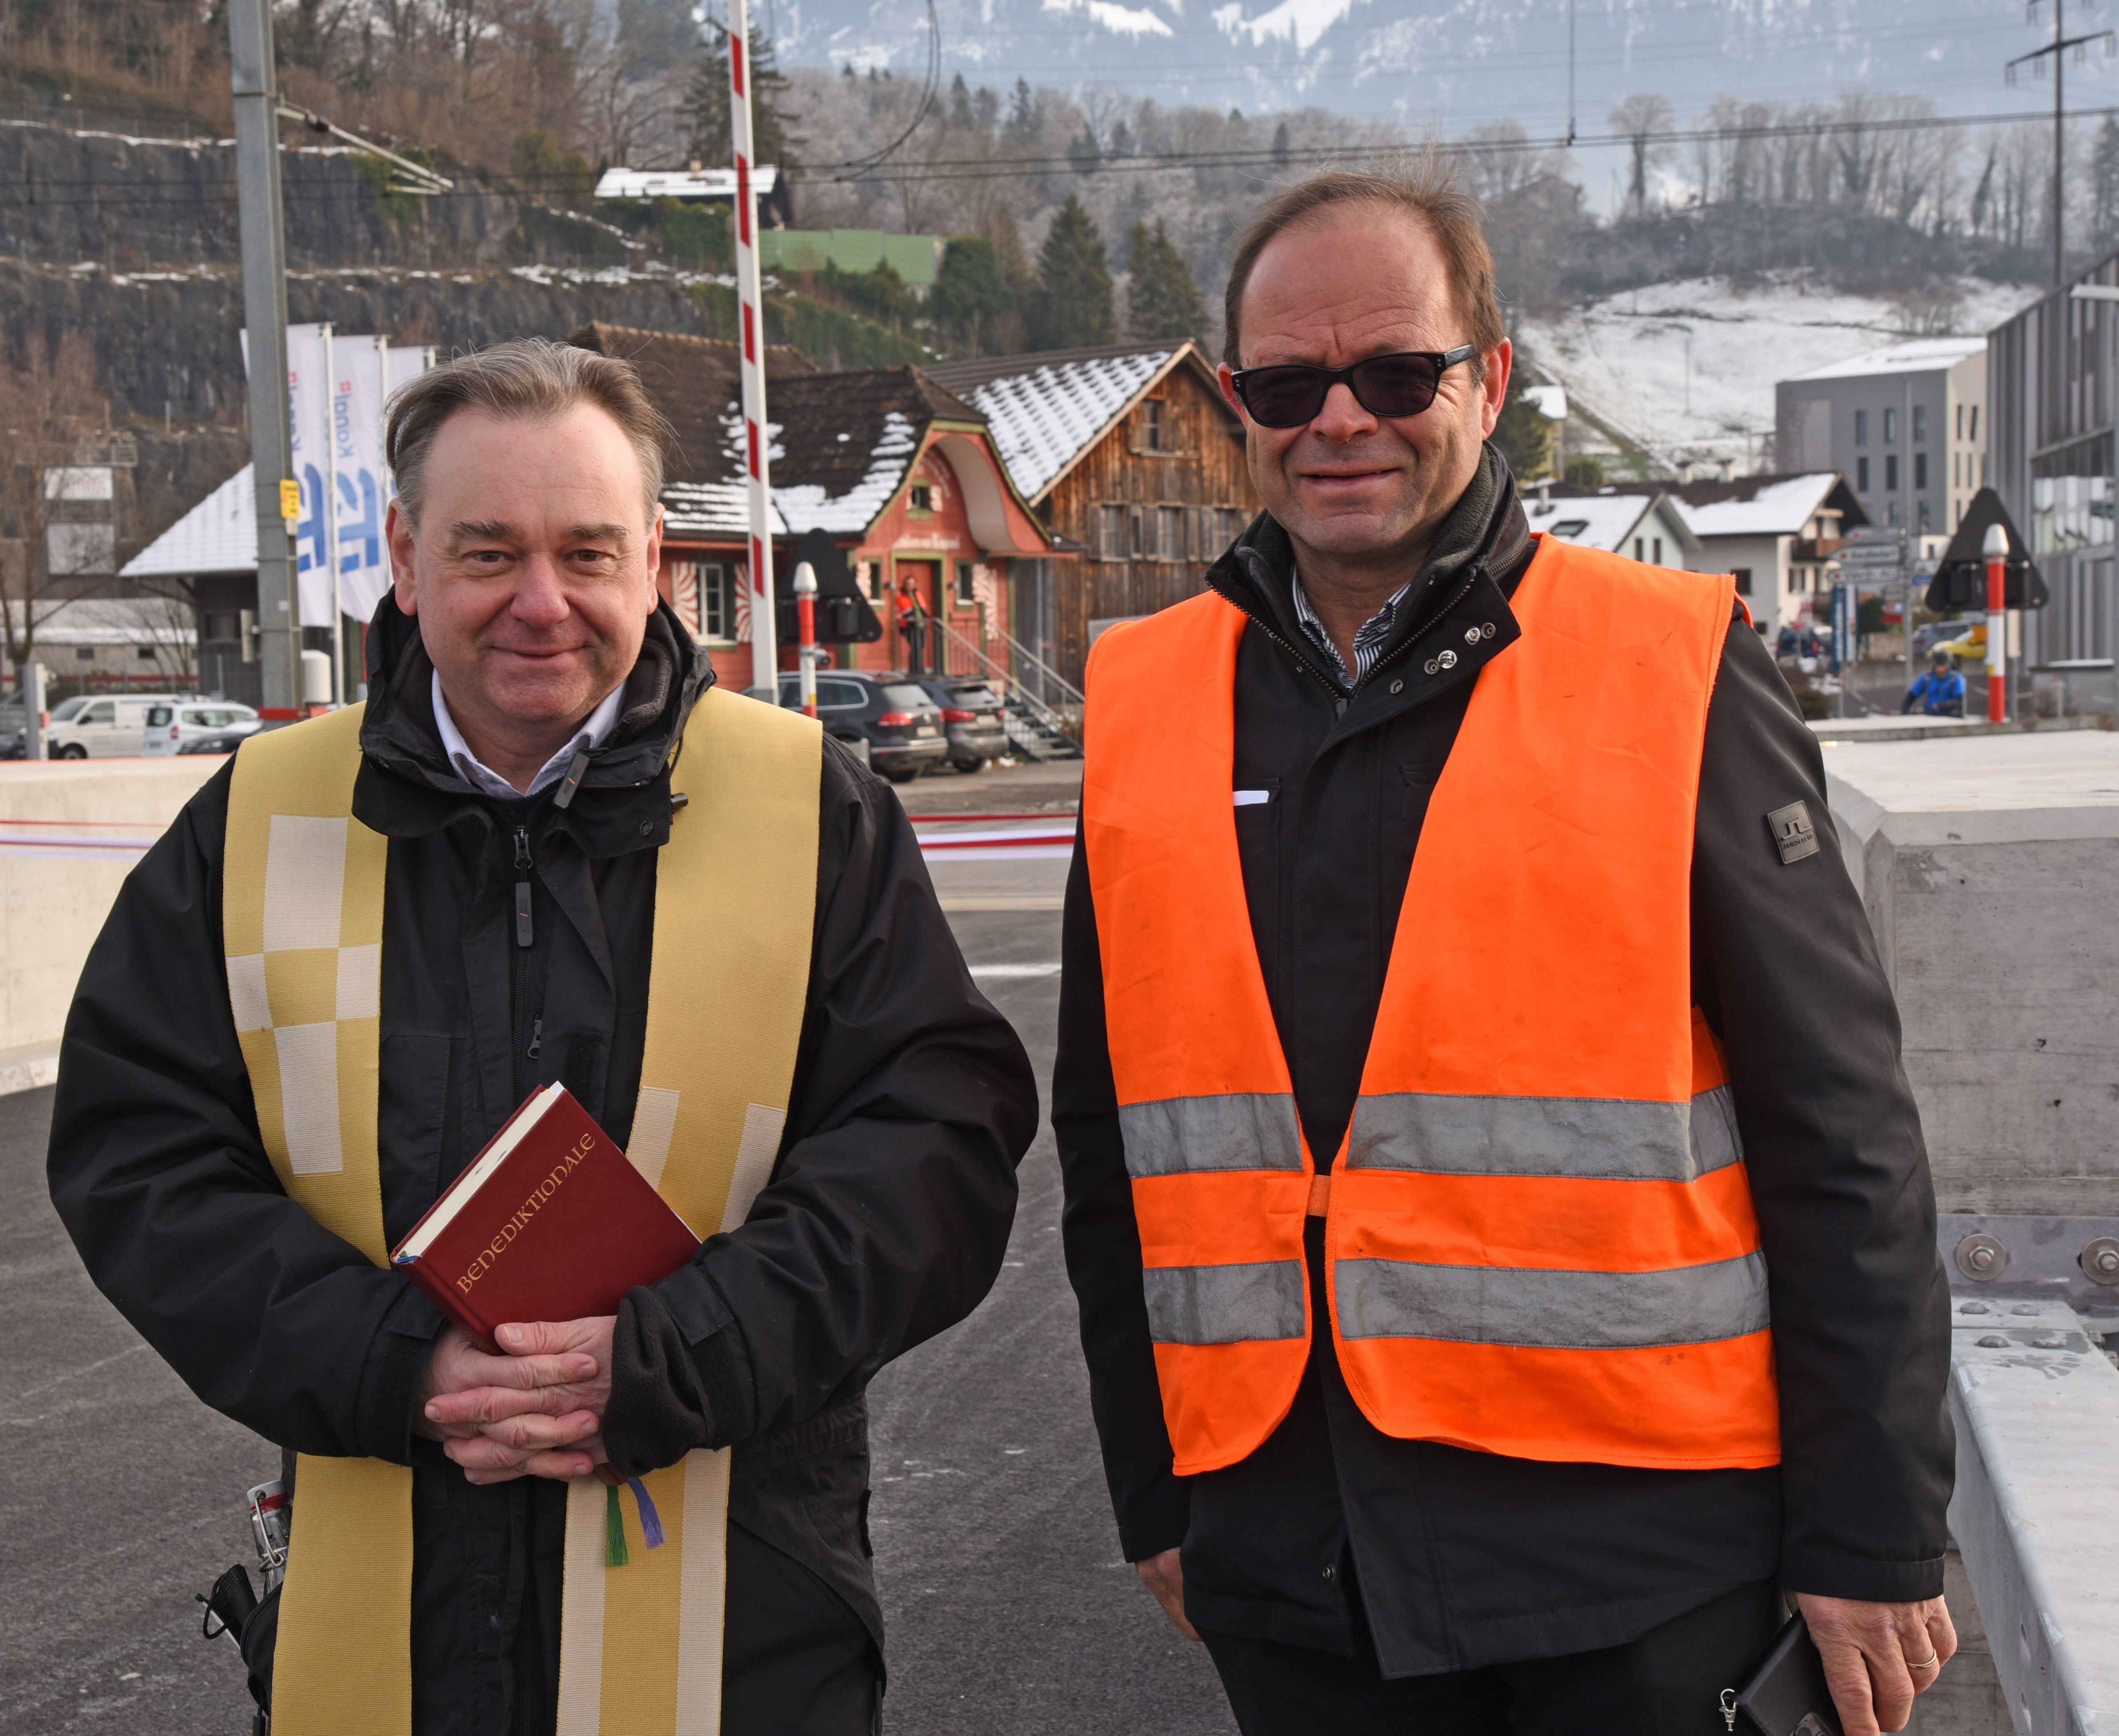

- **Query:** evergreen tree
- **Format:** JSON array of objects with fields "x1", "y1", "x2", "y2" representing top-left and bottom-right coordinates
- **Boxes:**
[
  {"x1": 1491, "y1": 388, "x2": 1558, "y2": 484},
  {"x1": 686, "y1": 23, "x2": 799, "y2": 169},
  {"x1": 1125, "y1": 219, "x2": 1206, "y2": 344},
  {"x1": 1006, "y1": 78, "x2": 1038, "y2": 145},
  {"x1": 1271, "y1": 120, "x2": 1291, "y2": 169},
  {"x1": 933, "y1": 236, "x2": 1013, "y2": 352},
  {"x1": 948, "y1": 71, "x2": 975, "y2": 131},
  {"x1": 1031, "y1": 197, "x2": 1115, "y2": 350},
  {"x1": 1068, "y1": 127, "x2": 1103, "y2": 176}
]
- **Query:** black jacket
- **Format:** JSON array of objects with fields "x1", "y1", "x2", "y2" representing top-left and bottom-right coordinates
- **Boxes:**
[
  {"x1": 47, "y1": 599, "x2": 1038, "y2": 1733},
  {"x1": 1055, "y1": 452, "x2": 1953, "y2": 1678}
]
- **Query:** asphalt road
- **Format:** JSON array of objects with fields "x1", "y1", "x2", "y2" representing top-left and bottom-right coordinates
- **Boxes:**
[{"x1": 0, "y1": 771, "x2": 1234, "y2": 1735}]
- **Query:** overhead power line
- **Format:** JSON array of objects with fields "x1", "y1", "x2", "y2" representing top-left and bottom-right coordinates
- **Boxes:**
[{"x1": 2, "y1": 97, "x2": 2116, "y2": 211}]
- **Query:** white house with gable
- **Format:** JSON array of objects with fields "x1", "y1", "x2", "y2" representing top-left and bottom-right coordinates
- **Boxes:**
[
  {"x1": 1525, "y1": 484, "x2": 1700, "y2": 568},
  {"x1": 1673, "y1": 472, "x2": 1867, "y2": 638}
]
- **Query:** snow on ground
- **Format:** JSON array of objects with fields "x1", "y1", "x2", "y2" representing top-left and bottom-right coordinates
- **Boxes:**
[{"x1": 1517, "y1": 274, "x2": 2043, "y2": 476}]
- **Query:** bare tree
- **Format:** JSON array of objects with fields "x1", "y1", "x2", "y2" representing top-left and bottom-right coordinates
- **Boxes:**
[
  {"x1": 0, "y1": 333, "x2": 113, "y2": 680},
  {"x1": 1609, "y1": 94, "x2": 1675, "y2": 212}
]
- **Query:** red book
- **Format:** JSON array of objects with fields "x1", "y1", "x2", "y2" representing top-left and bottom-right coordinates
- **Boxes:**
[{"x1": 391, "y1": 1083, "x2": 701, "y2": 1353}]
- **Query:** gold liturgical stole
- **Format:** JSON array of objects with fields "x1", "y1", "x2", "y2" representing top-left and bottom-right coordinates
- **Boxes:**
[{"x1": 221, "y1": 689, "x2": 821, "y2": 1736}]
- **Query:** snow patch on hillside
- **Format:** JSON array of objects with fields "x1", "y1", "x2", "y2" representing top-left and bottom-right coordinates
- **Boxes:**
[{"x1": 1516, "y1": 275, "x2": 2043, "y2": 475}]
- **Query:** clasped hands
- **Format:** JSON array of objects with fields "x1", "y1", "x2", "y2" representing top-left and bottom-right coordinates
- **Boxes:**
[{"x1": 413, "y1": 1316, "x2": 617, "y2": 1485}]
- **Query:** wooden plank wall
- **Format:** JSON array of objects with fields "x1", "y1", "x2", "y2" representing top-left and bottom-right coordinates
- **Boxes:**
[{"x1": 1043, "y1": 362, "x2": 1260, "y2": 687}]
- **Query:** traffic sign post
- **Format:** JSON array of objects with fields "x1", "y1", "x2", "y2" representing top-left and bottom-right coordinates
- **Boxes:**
[
  {"x1": 1984, "y1": 523, "x2": 2009, "y2": 722},
  {"x1": 1831, "y1": 583, "x2": 1855, "y2": 716}
]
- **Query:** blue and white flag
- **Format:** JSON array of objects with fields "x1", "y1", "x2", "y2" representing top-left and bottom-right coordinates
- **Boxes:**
[
  {"x1": 284, "y1": 322, "x2": 336, "y2": 628},
  {"x1": 331, "y1": 334, "x2": 392, "y2": 624}
]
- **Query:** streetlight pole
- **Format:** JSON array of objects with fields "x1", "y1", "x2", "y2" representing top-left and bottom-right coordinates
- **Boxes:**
[{"x1": 227, "y1": 0, "x2": 300, "y2": 717}]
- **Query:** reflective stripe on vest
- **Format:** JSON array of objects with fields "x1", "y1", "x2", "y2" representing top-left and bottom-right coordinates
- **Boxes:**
[
  {"x1": 1084, "y1": 535, "x2": 1782, "y2": 1477},
  {"x1": 224, "y1": 691, "x2": 822, "y2": 1736}
]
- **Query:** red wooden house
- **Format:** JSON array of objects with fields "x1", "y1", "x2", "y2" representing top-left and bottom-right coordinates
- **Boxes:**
[{"x1": 569, "y1": 324, "x2": 1058, "y2": 690}]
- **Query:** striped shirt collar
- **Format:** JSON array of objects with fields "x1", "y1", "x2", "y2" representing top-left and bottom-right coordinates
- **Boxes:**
[{"x1": 1291, "y1": 572, "x2": 1415, "y2": 689}]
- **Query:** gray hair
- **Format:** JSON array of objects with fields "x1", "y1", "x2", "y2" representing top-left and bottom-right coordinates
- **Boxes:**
[{"x1": 385, "y1": 337, "x2": 672, "y2": 528}]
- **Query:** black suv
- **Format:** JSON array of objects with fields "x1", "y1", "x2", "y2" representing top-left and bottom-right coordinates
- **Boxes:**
[
  {"x1": 914, "y1": 677, "x2": 1009, "y2": 773},
  {"x1": 777, "y1": 670, "x2": 949, "y2": 783}
]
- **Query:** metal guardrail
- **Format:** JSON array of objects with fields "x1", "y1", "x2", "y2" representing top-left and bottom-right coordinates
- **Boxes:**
[
  {"x1": 1946, "y1": 1294, "x2": 2119, "y2": 1736},
  {"x1": 1939, "y1": 1209, "x2": 2119, "y2": 1735}
]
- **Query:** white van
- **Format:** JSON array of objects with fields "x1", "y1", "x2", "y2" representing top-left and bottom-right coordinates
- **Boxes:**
[
  {"x1": 45, "y1": 694, "x2": 189, "y2": 759},
  {"x1": 141, "y1": 701, "x2": 263, "y2": 757}
]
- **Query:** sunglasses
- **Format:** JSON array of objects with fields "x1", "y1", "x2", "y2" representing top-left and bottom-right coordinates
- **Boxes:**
[{"x1": 1230, "y1": 345, "x2": 1478, "y2": 428}]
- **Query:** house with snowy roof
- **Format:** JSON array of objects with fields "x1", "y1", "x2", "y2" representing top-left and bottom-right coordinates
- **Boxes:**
[
  {"x1": 1524, "y1": 483, "x2": 1701, "y2": 574},
  {"x1": 570, "y1": 324, "x2": 1056, "y2": 692},
  {"x1": 1672, "y1": 472, "x2": 1867, "y2": 638},
  {"x1": 924, "y1": 339, "x2": 1258, "y2": 692}
]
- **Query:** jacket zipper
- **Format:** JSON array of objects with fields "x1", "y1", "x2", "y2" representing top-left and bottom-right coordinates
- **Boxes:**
[{"x1": 512, "y1": 825, "x2": 537, "y2": 1067}]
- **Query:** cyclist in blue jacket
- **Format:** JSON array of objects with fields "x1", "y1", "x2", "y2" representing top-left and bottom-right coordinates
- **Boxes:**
[{"x1": 1904, "y1": 651, "x2": 1967, "y2": 716}]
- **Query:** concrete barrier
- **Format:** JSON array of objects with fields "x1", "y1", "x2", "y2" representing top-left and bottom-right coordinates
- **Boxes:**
[
  {"x1": 1826, "y1": 732, "x2": 2119, "y2": 1736},
  {"x1": 0, "y1": 756, "x2": 224, "y2": 1070},
  {"x1": 1823, "y1": 730, "x2": 2119, "y2": 1217}
]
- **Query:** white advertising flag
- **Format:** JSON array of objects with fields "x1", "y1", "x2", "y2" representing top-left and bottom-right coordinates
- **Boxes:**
[
  {"x1": 331, "y1": 334, "x2": 392, "y2": 624},
  {"x1": 285, "y1": 322, "x2": 336, "y2": 628},
  {"x1": 385, "y1": 344, "x2": 434, "y2": 399}
]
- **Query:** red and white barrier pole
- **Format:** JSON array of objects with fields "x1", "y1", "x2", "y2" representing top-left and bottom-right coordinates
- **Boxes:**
[
  {"x1": 1983, "y1": 521, "x2": 2007, "y2": 723},
  {"x1": 728, "y1": 0, "x2": 778, "y2": 694},
  {"x1": 793, "y1": 560, "x2": 818, "y2": 718}
]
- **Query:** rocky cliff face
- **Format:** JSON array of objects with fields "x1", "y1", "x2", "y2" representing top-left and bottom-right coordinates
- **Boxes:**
[
  {"x1": 0, "y1": 120, "x2": 749, "y2": 549},
  {"x1": 0, "y1": 119, "x2": 620, "y2": 272}
]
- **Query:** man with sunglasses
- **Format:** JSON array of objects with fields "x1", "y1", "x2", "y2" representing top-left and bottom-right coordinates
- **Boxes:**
[{"x1": 1057, "y1": 164, "x2": 1955, "y2": 1735}]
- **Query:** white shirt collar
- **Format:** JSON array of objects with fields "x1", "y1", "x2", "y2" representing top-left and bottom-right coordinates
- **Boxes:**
[{"x1": 430, "y1": 671, "x2": 625, "y2": 799}]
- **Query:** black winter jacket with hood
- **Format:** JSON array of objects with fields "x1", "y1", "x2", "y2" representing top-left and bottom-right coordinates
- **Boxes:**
[
  {"x1": 47, "y1": 598, "x2": 1038, "y2": 1733},
  {"x1": 1055, "y1": 450, "x2": 1954, "y2": 1677}
]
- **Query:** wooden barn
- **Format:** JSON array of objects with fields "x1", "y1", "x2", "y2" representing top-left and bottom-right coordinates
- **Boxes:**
[{"x1": 925, "y1": 339, "x2": 1260, "y2": 696}]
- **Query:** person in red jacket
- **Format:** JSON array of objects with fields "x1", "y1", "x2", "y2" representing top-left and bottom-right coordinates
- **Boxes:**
[{"x1": 1057, "y1": 160, "x2": 1957, "y2": 1736}]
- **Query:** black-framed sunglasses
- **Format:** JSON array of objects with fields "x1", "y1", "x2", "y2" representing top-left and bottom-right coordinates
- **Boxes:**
[{"x1": 1230, "y1": 345, "x2": 1478, "y2": 429}]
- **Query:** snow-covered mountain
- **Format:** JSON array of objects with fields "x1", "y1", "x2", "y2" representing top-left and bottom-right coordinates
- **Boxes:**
[
  {"x1": 766, "y1": 0, "x2": 2105, "y2": 152},
  {"x1": 1516, "y1": 273, "x2": 2041, "y2": 476}
]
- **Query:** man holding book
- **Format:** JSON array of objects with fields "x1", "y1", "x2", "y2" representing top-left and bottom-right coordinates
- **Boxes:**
[{"x1": 48, "y1": 338, "x2": 1037, "y2": 1735}]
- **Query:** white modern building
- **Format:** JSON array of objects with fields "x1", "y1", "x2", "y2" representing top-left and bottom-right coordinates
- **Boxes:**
[
  {"x1": 1775, "y1": 339, "x2": 1987, "y2": 553},
  {"x1": 1673, "y1": 472, "x2": 1867, "y2": 638}
]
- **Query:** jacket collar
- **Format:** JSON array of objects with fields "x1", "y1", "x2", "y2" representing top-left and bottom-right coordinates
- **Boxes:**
[
  {"x1": 1210, "y1": 442, "x2": 1533, "y2": 689},
  {"x1": 353, "y1": 596, "x2": 714, "y2": 852}
]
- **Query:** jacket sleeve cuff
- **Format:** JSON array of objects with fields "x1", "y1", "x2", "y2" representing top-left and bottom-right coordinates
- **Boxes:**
[
  {"x1": 365, "y1": 1281, "x2": 444, "y2": 1466},
  {"x1": 1115, "y1": 1477, "x2": 1192, "y2": 1565},
  {"x1": 1780, "y1": 1545, "x2": 1945, "y2": 1605},
  {"x1": 604, "y1": 1276, "x2": 758, "y2": 1474}
]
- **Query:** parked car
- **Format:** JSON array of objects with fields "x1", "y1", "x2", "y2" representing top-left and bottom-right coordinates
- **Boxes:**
[
  {"x1": 1912, "y1": 619, "x2": 1971, "y2": 660},
  {"x1": 44, "y1": 693, "x2": 190, "y2": 758},
  {"x1": 777, "y1": 670, "x2": 948, "y2": 783},
  {"x1": 914, "y1": 676, "x2": 1009, "y2": 773},
  {"x1": 141, "y1": 701, "x2": 263, "y2": 757},
  {"x1": 0, "y1": 704, "x2": 24, "y2": 759},
  {"x1": 1932, "y1": 623, "x2": 1987, "y2": 662}
]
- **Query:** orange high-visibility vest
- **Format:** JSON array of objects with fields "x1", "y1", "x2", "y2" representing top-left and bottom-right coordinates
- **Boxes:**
[{"x1": 1082, "y1": 533, "x2": 1780, "y2": 1478}]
